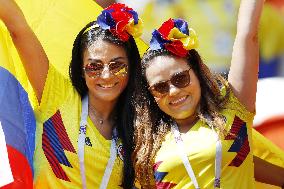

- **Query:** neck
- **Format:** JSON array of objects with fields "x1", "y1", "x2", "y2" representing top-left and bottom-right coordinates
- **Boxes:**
[
  {"x1": 88, "y1": 93, "x2": 117, "y2": 121},
  {"x1": 175, "y1": 113, "x2": 199, "y2": 133}
]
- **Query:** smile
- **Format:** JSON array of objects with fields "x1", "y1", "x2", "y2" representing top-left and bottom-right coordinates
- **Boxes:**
[
  {"x1": 98, "y1": 82, "x2": 118, "y2": 89},
  {"x1": 169, "y1": 95, "x2": 188, "y2": 106}
]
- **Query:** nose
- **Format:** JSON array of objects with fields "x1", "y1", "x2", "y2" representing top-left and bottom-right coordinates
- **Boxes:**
[
  {"x1": 168, "y1": 84, "x2": 180, "y2": 96},
  {"x1": 100, "y1": 66, "x2": 111, "y2": 79}
]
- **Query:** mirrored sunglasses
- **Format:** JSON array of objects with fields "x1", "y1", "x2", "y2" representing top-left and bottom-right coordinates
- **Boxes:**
[{"x1": 83, "y1": 61, "x2": 128, "y2": 78}]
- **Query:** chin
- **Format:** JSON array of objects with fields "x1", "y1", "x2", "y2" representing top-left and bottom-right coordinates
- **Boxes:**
[
  {"x1": 98, "y1": 94, "x2": 121, "y2": 102},
  {"x1": 170, "y1": 110, "x2": 194, "y2": 120}
]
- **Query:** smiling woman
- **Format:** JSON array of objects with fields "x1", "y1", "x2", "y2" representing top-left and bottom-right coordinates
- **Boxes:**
[
  {"x1": 0, "y1": 1, "x2": 143, "y2": 188},
  {"x1": 132, "y1": 0, "x2": 284, "y2": 188}
]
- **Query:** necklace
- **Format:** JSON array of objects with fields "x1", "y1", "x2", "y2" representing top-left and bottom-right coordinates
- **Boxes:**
[{"x1": 88, "y1": 104, "x2": 104, "y2": 125}]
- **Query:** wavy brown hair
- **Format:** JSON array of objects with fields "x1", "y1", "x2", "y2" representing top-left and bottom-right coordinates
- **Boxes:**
[{"x1": 132, "y1": 49, "x2": 230, "y2": 188}]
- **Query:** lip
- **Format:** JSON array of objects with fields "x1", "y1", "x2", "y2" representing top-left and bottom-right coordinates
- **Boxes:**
[
  {"x1": 169, "y1": 95, "x2": 189, "y2": 107},
  {"x1": 97, "y1": 82, "x2": 119, "y2": 89}
]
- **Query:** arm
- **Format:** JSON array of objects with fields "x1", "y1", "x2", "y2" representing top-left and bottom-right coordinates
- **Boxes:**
[
  {"x1": 254, "y1": 156, "x2": 284, "y2": 187},
  {"x1": 0, "y1": 0, "x2": 49, "y2": 101},
  {"x1": 228, "y1": 0, "x2": 264, "y2": 112}
]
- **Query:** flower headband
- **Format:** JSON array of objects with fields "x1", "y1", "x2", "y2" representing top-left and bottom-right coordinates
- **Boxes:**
[
  {"x1": 150, "y1": 18, "x2": 198, "y2": 57},
  {"x1": 95, "y1": 3, "x2": 143, "y2": 42}
]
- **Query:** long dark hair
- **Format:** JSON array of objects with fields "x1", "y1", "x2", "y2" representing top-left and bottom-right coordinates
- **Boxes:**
[
  {"x1": 69, "y1": 21, "x2": 141, "y2": 188},
  {"x1": 133, "y1": 48, "x2": 230, "y2": 188}
]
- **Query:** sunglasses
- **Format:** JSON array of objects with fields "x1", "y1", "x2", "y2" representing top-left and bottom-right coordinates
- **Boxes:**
[
  {"x1": 83, "y1": 61, "x2": 128, "y2": 78},
  {"x1": 148, "y1": 69, "x2": 191, "y2": 97}
]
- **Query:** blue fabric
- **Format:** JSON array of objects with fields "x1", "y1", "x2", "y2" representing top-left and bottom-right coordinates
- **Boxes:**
[
  {"x1": 0, "y1": 66, "x2": 36, "y2": 174},
  {"x1": 174, "y1": 18, "x2": 189, "y2": 35}
]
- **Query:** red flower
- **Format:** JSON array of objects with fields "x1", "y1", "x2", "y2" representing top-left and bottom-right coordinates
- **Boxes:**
[
  {"x1": 158, "y1": 18, "x2": 175, "y2": 39},
  {"x1": 110, "y1": 29, "x2": 129, "y2": 42},
  {"x1": 107, "y1": 3, "x2": 134, "y2": 41},
  {"x1": 111, "y1": 10, "x2": 132, "y2": 28},
  {"x1": 106, "y1": 3, "x2": 133, "y2": 12},
  {"x1": 165, "y1": 40, "x2": 188, "y2": 57}
]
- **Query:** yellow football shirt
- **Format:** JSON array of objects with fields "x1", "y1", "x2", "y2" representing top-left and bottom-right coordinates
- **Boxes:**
[
  {"x1": 33, "y1": 65, "x2": 124, "y2": 189},
  {"x1": 153, "y1": 90, "x2": 255, "y2": 189}
]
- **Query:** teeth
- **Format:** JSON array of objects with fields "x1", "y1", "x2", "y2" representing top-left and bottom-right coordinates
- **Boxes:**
[
  {"x1": 171, "y1": 96, "x2": 187, "y2": 105},
  {"x1": 100, "y1": 83, "x2": 116, "y2": 88}
]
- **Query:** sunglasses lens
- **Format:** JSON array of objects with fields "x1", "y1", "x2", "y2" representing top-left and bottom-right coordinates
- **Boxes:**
[
  {"x1": 151, "y1": 81, "x2": 169, "y2": 95},
  {"x1": 109, "y1": 62, "x2": 128, "y2": 75},
  {"x1": 84, "y1": 63, "x2": 104, "y2": 77},
  {"x1": 171, "y1": 71, "x2": 190, "y2": 88}
]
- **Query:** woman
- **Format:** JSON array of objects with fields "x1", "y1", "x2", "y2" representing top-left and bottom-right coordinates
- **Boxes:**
[
  {"x1": 133, "y1": 0, "x2": 284, "y2": 188},
  {"x1": 0, "y1": 1, "x2": 142, "y2": 188}
]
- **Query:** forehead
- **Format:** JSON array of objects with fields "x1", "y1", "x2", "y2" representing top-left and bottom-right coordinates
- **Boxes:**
[
  {"x1": 146, "y1": 55, "x2": 190, "y2": 84},
  {"x1": 83, "y1": 40, "x2": 127, "y2": 64}
]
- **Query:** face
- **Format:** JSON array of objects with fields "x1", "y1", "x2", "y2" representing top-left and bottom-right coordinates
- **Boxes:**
[
  {"x1": 83, "y1": 39, "x2": 129, "y2": 102},
  {"x1": 146, "y1": 55, "x2": 201, "y2": 120}
]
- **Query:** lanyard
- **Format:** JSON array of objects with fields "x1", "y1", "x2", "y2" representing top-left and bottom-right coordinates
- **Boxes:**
[
  {"x1": 78, "y1": 95, "x2": 118, "y2": 189},
  {"x1": 171, "y1": 122, "x2": 222, "y2": 189}
]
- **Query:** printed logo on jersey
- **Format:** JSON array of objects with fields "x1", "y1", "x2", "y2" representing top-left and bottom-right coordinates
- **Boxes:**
[
  {"x1": 117, "y1": 144, "x2": 124, "y2": 161},
  {"x1": 42, "y1": 111, "x2": 76, "y2": 181},
  {"x1": 225, "y1": 116, "x2": 250, "y2": 167},
  {"x1": 153, "y1": 161, "x2": 177, "y2": 189},
  {"x1": 85, "y1": 137, "x2": 92, "y2": 147}
]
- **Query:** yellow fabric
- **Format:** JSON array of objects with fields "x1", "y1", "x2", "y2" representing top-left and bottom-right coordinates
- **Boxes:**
[
  {"x1": 252, "y1": 129, "x2": 284, "y2": 169},
  {"x1": 167, "y1": 28, "x2": 198, "y2": 50},
  {"x1": 126, "y1": 19, "x2": 144, "y2": 38},
  {"x1": 154, "y1": 90, "x2": 255, "y2": 189},
  {"x1": 33, "y1": 65, "x2": 123, "y2": 188}
]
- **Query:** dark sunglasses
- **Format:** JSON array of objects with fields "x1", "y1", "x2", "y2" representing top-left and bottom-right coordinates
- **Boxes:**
[
  {"x1": 83, "y1": 61, "x2": 128, "y2": 78},
  {"x1": 149, "y1": 69, "x2": 191, "y2": 97}
]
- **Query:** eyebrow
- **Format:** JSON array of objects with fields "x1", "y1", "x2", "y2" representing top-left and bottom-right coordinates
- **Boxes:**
[
  {"x1": 87, "y1": 57, "x2": 127, "y2": 63},
  {"x1": 110, "y1": 57, "x2": 127, "y2": 62}
]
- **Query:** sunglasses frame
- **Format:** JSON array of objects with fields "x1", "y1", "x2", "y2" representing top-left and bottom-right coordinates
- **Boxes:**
[
  {"x1": 83, "y1": 61, "x2": 128, "y2": 78},
  {"x1": 148, "y1": 68, "x2": 192, "y2": 98}
]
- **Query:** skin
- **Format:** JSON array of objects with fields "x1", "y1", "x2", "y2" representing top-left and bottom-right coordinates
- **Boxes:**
[
  {"x1": 83, "y1": 40, "x2": 129, "y2": 103},
  {"x1": 146, "y1": 55, "x2": 201, "y2": 132}
]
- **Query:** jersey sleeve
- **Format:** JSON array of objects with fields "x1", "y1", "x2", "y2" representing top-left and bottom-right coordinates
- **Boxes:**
[
  {"x1": 252, "y1": 128, "x2": 284, "y2": 168},
  {"x1": 34, "y1": 64, "x2": 73, "y2": 122},
  {"x1": 223, "y1": 85, "x2": 284, "y2": 169}
]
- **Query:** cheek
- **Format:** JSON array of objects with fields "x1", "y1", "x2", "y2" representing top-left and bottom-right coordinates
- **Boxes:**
[
  {"x1": 118, "y1": 75, "x2": 129, "y2": 89},
  {"x1": 84, "y1": 77, "x2": 92, "y2": 87},
  {"x1": 155, "y1": 97, "x2": 168, "y2": 111}
]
